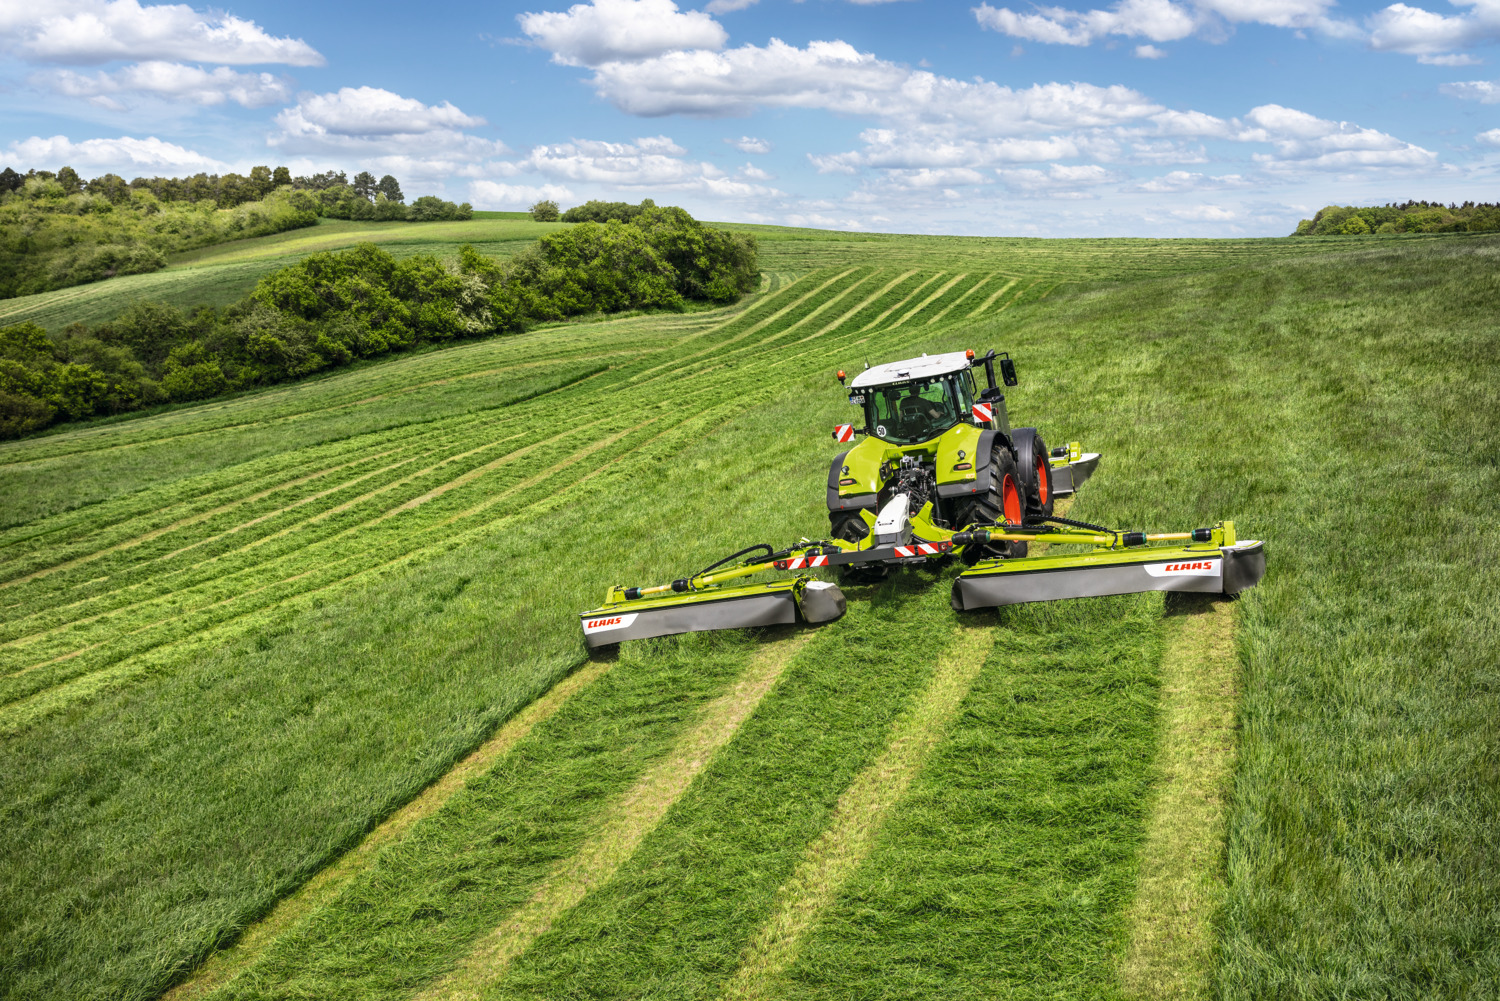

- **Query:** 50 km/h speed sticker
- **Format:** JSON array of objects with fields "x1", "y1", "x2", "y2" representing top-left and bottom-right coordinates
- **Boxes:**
[
  {"x1": 1145, "y1": 559, "x2": 1221, "y2": 577},
  {"x1": 583, "y1": 612, "x2": 638, "y2": 634}
]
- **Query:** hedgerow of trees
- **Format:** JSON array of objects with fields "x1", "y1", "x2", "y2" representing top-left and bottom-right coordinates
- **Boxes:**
[
  {"x1": 0, "y1": 165, "x2": 473, "y2": 300},
  {"x1": 561, "y1": 198, "x2": 658, "y2": 224},
  {"x1": 0, "y1": 204, "x2": 758, "y2": 438},
  {"x1": 1292, "y1": 201, "x2": 1500, "y2": 236}
]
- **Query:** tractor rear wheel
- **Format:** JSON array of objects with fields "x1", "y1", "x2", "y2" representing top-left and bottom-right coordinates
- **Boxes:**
[
  {"x1": 956, "y1": 447, "x2": 1028, "y2": 563},
  {"x1": 829, "y1": 510, "x2": 889, "y2": 585}
]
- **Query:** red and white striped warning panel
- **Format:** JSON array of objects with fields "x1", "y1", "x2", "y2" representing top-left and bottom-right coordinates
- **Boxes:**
[
  {"x1": 892, "y1": 542, "x2": 949, "y2": 558},
  {"x1": 783, "y1": 554, "x2": 831, "y2": 569},
  {"x1": 971, "y1": 402, "x2": 994, "y2": 423},
  {"x1": 832, "y1": 424, "x2": 855, "y2": 443}
]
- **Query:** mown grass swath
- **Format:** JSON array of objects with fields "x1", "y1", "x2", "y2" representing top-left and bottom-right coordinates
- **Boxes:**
[{"x1": 0, "y1": 231, "x2": 1497, "y2": 999}]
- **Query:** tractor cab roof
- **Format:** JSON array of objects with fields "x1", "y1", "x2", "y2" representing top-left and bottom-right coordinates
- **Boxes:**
[{"x1": 848, "y1": 350, "x2": 972, "y2": 389}]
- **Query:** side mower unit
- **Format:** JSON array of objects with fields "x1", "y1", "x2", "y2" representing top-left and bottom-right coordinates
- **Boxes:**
[{"x1": 579, "y1": 520, "x2": 1264, "y2": 649}]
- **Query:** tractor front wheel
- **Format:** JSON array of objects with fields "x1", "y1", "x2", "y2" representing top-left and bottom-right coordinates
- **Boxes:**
[
  {"x1": 829, "y1": 510, "x2": 889, "y2": 585},
  {"x1": 956, "y1": 447, "x2": 1028, "y2": 563},
  {"x1": 1013, "y1": 427, "x2": 1055, "y2": 520}
]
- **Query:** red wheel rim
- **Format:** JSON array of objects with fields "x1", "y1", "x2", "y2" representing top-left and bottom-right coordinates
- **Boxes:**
[
  {"x1": 1035, "y1": 455, "x2": 1049, "y2": 505},
  {"x1": 1002, "y1": 473, "x2": 1022, "y2": 524}
]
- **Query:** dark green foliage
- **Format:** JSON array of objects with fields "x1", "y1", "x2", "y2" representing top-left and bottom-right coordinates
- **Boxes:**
[
  {"x1": 407, "y1": 195, "x2": 473, "y2": 222},
  {"x1": 1292, "y1": 200, "x2": 1500, "y2": 235},
  {"x1": 0, "y1": 185, "x2": 317, "y2": 300},
  {"x1": 377, "y1": 174, "x2": 403, "y2": 203},
  {"x1": 529, "y1": 199, "x2": 560, "y2": 222},
  {"x1": 560, "y1": 197, "x2": 655, "y2": 223},
  {"x1": 0, "y1": 166, "x2": 475, "y2": 303},
  {"x1": 0, "y1": 205, "x2": 758, "y2": 437}
]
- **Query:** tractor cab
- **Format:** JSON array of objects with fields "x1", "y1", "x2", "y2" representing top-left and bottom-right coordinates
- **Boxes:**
[{"x1": 846, "y1": 350, "x2": 1004, "y2": 444}]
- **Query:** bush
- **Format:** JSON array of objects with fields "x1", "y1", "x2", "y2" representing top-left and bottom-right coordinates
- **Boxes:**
[{"x1": 530, "y1": 199, "x2": 560, "y2": 222}]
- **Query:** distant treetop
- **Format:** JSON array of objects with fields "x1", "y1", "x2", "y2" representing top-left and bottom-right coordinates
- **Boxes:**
[{"x1": 1292, "y1": 201, "x2": 1500, "y2": 236}]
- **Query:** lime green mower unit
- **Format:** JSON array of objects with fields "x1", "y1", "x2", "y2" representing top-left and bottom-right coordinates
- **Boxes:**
[{"x1": 579, "y1": 347, "x2": 1264, "y2": 649}]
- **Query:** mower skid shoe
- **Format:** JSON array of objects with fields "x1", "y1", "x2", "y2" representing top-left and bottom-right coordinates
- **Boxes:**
[
  {"x1": 1049, "y1": 452, "x2": 1101, "y2": 497},
  {"x1": 952, "y1": 539, "x2": 1265, "y2": 610}
]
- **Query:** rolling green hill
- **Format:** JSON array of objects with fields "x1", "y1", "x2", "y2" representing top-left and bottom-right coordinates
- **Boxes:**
[{"x1": 0, "y1": 230, "x2": 1496, "y2": 1000}]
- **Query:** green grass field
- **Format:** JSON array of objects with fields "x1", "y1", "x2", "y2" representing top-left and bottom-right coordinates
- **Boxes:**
[{"x1": 1, "y1": 228, "x2": 1496, "y2": 1000}]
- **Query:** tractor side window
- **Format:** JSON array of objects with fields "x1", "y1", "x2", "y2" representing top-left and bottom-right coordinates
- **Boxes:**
[{"x1": 953, "y1": 374, "x2": 974, "y2": 415}]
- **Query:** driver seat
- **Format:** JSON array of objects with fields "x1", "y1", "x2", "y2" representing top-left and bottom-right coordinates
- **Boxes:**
[{"x1": 897, "y1": 394, "x2": 928, "y2": 435}]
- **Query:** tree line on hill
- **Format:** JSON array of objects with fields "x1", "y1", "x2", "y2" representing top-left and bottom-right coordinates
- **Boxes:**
[
  {"x1": 527, "y1": 198, "x2": 664, "y2": 224},
  {"x1": 0, "y1": 165, "x2": 473, "y2": 301},
  {"x1": 0, "y1": 204, "x2": 758, "y2": 438},
  {"x1": 1292, "y1": 201, "x2": 1500, "y2": 235}
]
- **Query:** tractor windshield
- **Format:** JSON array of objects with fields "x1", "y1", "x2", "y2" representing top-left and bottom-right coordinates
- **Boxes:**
[{"x1": 864, "y1": 378, "x2": 962, "y2": 444}]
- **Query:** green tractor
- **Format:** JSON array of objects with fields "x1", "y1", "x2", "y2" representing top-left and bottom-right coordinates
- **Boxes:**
[
  {"x1": 826, "y1": 348, "x2": 1098, "y2": 579},
  {"x1": 577, "y1": 347, "x2": 1263, "y2": 650}
]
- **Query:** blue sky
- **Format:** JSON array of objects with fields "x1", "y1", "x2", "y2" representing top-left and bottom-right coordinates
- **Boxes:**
[{"x1": 2, "y1": 0, "x2": 1498, "y2": 236}]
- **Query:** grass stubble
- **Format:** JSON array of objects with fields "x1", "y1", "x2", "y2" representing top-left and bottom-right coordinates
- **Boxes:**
[
  {"x1": 1119, "y1": 594, "x2": 1241, "y2": 1000},
  {"x1": 0, "y1": 231, "x2": 1496, "y2": 999},
  {"x1": 164, "y1": 657, "x2": 614, "y2": 1000},
  {"x1": 416, "y1": 630, "x2": 813, "y2": 1001}
]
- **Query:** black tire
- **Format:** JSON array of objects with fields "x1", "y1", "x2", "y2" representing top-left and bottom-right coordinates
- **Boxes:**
[
  {"x1": 955, "y1": 446, "x2": 1028, "y2": 562},
  {"x1": 1013, "y1": 427, "x2": 1055, "y2": 521},
  {"x1": 829, "y1": 510, "x2": 889, "y2": 584}
]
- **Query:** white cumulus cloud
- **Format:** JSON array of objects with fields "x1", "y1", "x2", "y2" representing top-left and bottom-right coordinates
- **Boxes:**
[
  {"x1": 504, "y1": 134, "x2": 783, "y2": 198},
  {"x1": 810, "y1": 128, "x2": 1078, "y2": 173},
  {"x1": 1171, "y1": 204, "x2": 1237, "y2": 220},
  {"x1": 973, "y1": 0, "x2": 1200, "y2": 46},
  {"x1": 973, "y1": 0, "x2": 1374, "y2": 50},
  {"x1": 1367, "y1": 0, "x2": 1500, "y2": 58},
  {"x1": 1477, "y1": 127, "x2": 1500, "y2": 145},
  {"x1": 269, "y1": 88, "x2": 507, "y2": 186},
  {"x1": 1136, "y1": 169, "x2": 1249, "y2": 191},
  {"x1": 469, "y1": 180, "x2": 576, "y2": 208},
  {"x1": 32, "y1": 61, "x2": 290, "y2": 108},
  {"x1": 585, "y1": 38, "x2": 1162, "y2": 132},
  {"x1": 727, "y1": 135, "x2": 772, "y2": 153},
  {"x1": 1441, "y1": 79, "x2": 1500, "y2": 102},
  {"x1": 276, "y1": 86, "x2": 485, "y2": 138},
  {"x1": 995, "y1": 162, "x2": 1122, "y2": 196},
  {"x1": 517, "y1": 0, "x2": 726, "y2": 66},
  {"x1": 1241, "y1": 103, "x2": 1437, "y2": 169},
  {"x1": 0, "y1": 0, "x2": 323, "y2": 66},
  {"x1": 4, "y1": 133, "x2": 227, "y2": 172},
  {"x1": 1135, "y1": 43, "x2": 1168, "y2": 56}
]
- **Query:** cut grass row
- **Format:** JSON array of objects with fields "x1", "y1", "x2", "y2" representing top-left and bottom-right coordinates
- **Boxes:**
[
  {"x1": 1, "y1": 271, "x2": 1011, "y2": 727},
  {"x1": 1, "y1": 267, "x2": 968, "y2": 609},
  {"x1": 3, "y1": 233, "x2": 1497, "y2": 1000},
  {"x1": 2, "y1": 264, "x2": 1092, "y2": 996}
]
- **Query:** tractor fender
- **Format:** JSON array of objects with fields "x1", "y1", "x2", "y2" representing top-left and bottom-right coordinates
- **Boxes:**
[
  {"x1": 827, "y1": 449, "x2": 878, "y2": 513},
  {"x1": 936, "y1": 429, "x2": 1012, "y2": 500}
]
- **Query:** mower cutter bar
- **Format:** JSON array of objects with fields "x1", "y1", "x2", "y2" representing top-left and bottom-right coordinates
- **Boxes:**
[{"x1": 580, "y1": 519, "x2": 1265, "y2": 648}]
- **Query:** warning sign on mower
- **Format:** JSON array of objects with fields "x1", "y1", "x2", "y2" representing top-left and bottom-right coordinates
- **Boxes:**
[{"x1": 833, "y1": 424, "x2": 856, "y2": 443}]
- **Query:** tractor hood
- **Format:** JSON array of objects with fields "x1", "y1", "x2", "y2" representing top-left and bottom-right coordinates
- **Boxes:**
[{"x1": 849, "y1": 351, "x2": 972, "y2": 389}]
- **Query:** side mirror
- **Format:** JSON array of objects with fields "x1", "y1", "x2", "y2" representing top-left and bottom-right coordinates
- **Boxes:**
[{"x1": 999, "y1": 354, "x2": 1018, "y2": 387}]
